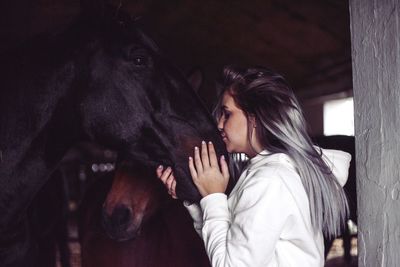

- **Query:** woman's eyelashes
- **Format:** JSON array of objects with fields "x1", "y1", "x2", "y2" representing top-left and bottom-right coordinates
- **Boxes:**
[{"x1": 223, "y1": 109, "x2": 231, "y2": 119}]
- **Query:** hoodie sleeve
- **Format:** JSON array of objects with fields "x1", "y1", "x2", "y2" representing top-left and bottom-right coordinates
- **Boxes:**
[
  {"x1": 183, "y1": 201, "x2": 203, "y2": 237},
  {"x1": 316, "y1": 146, "x2": 352, "y2": 187},
  {"x1": 199, "y1": 171, "x2": 293, "y2": 267}
]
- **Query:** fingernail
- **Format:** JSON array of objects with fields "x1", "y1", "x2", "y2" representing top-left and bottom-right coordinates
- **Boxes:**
[
  {"x1": 188, "y1": 156, "x2": 192, "y2": 161},
  {"x1": 208, "y1": 141, "x2": 213, "y2": 145},
  {"x1": 221, "y1": 155, "x2": 225, "y2": 160},
  {"x1": 194, "y1": 146, "x2": 199, "y2": 150},
  {"x1": 201, "y1": 140, "x2": 206, "y2": 145},
  {"x1": 158, "y1": 165, "x2": 163, "y2": 169}
]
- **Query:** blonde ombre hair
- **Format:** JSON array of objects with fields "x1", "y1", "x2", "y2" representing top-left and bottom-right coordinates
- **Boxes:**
[{"x1": 214, "y1": 65, "x2": 349, "y2": 239}]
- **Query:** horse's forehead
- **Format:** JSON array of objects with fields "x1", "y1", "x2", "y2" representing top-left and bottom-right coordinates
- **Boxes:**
[{"x1": 96, "y1": 28, "x2": 159, "y2": 61}]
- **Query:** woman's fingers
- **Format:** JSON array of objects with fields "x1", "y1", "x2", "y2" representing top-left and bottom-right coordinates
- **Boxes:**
[
  {"x1": 193, "y1": 146, "x2": 204, "y2": 173},
  {"x1": 166, "y1": 172, "x2": 175, "y2": 191},
  {"x1": 208, "y1": 142, "x2": 218, "y2": 167},
  {"x1": 156, "y1": 165, "x2": 178, "y2": 199},
  {"x1": 167, "y1": 176, "x2": 177, "y2": 199},
  {"x1": 156, "y1": 165, "x2": 164, "y2": 179},
  {"x1": 188, "y1": 156, "x2": 198, "y2": 180},
  {"x1": 220, "y1": 155, "x2": 230, "y2": 180},
  {"x1": 201, "y1": 141, "x2": 210, "y2": 167},
  {"x1": 157, "y1": 165, "x2": 172, "y2": 184},
  {"x1": 170, "y1": 179, "x2": 178, "y2": 199},
  {"x1": 157, "y1": 141, "x2": 229, "y2": 199}
]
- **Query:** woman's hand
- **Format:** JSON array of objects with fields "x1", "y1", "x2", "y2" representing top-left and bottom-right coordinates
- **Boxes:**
[
  {"x1": 156, "y1": 166, "x2": 178, "y2": 199},
  {"x1": 189, "y1": 141, "x2": 230, "y2": 197}
]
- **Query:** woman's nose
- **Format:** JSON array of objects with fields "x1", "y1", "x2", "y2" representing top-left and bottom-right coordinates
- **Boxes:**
[{"x1": 217, "y1": 118, "x2": 224, "y2": 132}]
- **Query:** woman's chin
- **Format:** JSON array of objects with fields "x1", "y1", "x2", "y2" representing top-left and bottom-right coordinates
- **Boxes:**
[{"x1": 226, "y1": 146, "x2": 234, "y2": 153}]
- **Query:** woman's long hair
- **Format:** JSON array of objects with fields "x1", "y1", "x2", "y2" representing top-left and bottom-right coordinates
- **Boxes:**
[{"x1": 214, "y1": 65, "x2": 349, "y2": 239}]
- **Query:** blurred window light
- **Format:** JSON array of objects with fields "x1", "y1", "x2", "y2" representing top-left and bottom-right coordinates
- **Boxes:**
[{"x1": 323, "y1": 97, "x2": 354, "y2": 136}]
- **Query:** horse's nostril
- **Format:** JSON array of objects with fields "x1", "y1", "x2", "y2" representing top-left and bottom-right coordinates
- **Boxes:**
[{"x1": 103, "y1": 205, "x2": 132, "y2": 229}]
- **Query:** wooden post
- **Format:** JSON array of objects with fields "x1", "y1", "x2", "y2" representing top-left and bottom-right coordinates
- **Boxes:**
[{"x1": 349, "y1": 1, "x2": 400, "y2": 266}]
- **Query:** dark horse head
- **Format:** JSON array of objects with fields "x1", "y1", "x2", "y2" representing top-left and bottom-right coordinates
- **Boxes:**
[{"x1": 0, "y1": 4, "x2": 226, "y2": 266}]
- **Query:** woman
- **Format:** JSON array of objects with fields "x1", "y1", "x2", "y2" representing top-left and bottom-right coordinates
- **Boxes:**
[{"x1": 157, "y1": 65, "x2": 350, "y2": 266}]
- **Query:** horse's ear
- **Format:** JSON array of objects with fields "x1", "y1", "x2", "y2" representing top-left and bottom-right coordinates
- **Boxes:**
[
  {"x1": 136, "y1": 28, "x2": 160, "y2": 53},
  {"x1": 187, "y1": 68, "x2": 204, "y2": 93}
]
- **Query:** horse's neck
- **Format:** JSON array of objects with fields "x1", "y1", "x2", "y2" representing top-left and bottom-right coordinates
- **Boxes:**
[
  {"x1": 129, "y1": 203, "x2": 208, "y2": 266},
  {"x1": 0, "y1": 58, "x2": 81, "y2": 230},
  {"x1": 149, "y1": 202, "x2": 203, "y2": 248}
]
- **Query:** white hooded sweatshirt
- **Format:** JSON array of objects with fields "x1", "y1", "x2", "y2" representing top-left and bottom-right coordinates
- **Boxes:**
[{"x1": 185, "y1": 148, "x2": 351, "y2": 267}]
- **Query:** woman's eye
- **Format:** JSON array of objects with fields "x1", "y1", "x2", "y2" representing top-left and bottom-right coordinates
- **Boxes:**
[{"x1": 223, "y1": 111, "x2": 230, "y2": 119}]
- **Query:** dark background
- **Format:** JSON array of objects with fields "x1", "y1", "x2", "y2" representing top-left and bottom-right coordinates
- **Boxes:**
[{"x1": 0, "y1": 0, "x2": 353, "y2": 135}]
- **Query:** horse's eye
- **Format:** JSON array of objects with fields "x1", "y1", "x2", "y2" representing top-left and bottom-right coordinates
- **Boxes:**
[
  {"x1": 124, "y1": 47, "x2": 149, "y2": 66},
  {"x1": 133, "y1": 56, "x2": 146, "y2": 66}
]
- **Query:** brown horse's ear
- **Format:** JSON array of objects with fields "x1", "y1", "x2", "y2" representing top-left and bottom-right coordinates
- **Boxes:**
[{"x1": 186, "y1": 68, "x2": 204, "y2": 93}]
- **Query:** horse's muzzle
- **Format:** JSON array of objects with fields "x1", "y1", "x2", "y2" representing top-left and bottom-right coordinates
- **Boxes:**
[{"x1": 102, "y1": 204, "x2": 141, "y2": 241}]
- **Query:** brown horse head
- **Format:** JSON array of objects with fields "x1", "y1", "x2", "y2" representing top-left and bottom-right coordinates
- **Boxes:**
[{"x1": 102, "y1": 163, "x2": 167, "y2": 241}]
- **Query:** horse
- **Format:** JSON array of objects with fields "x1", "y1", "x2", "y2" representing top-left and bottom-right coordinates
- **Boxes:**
[
  {"x1": 0, "y1": 3, "x2": 227, "y2": 266},
  {"x1": 79, "y1": 163, "x2": 211, "y2": 267}
]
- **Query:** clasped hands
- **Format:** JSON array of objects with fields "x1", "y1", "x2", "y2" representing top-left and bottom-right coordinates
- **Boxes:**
[{"x1": 156, "y1": 141, "x2": 229, "y2": 199}]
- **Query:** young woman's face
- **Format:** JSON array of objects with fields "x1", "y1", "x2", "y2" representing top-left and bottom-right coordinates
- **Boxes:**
[{"x1": 217, "y1": 92, "x2": 261, "y2": 157}]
